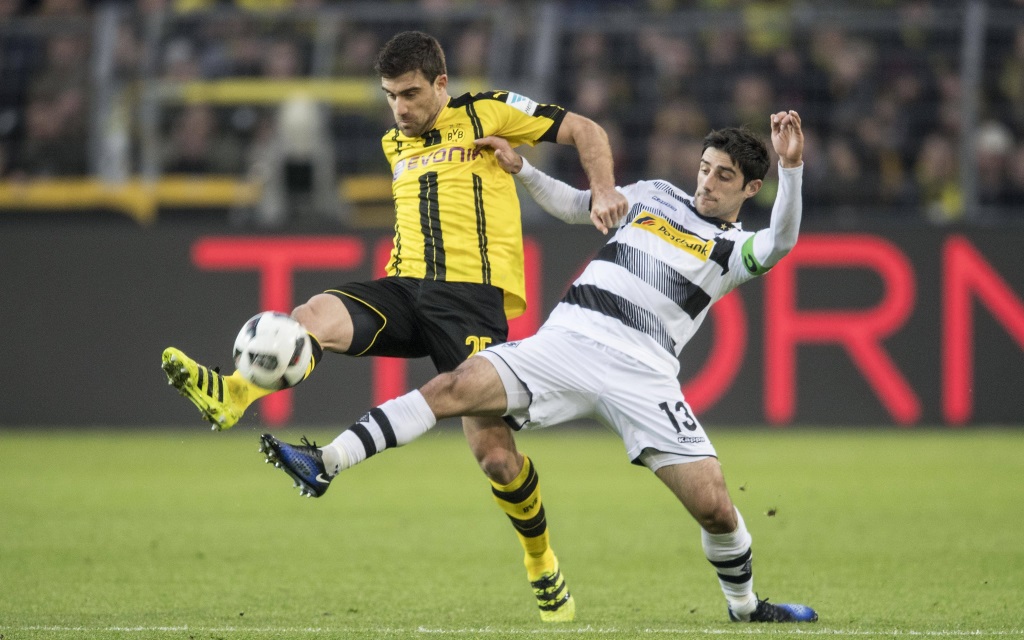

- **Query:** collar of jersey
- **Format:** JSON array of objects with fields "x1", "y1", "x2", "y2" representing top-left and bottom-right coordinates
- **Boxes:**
[{"x1": 683, "y1": 197, "x2": 740, "y2": 231}]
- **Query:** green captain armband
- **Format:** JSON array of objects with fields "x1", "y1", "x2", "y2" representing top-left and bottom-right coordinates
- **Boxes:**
[{"x1": 741, "y1": 236, "x2": 773, "y2": 275}]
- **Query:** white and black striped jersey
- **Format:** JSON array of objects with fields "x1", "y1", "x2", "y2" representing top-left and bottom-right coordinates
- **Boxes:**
[{"x1": 516, "y1": 161, "x2": 803, "y2": 377}]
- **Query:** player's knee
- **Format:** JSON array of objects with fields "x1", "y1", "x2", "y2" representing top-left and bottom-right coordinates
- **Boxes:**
[
  {"x1": 696, "y1": 500, "x2": 738, "y2": 534},
  {"x1": 461, "y1": 410, "x2": 521, "y2": 484},
  {"x1": 431, "y1": 370, "x2": 467, "y2": 402},
  {"x1": 421, "y1": 370, "x2": 473, "y2": 418},
  {"x1": 292, "y1": 294, "x2": 351, "y2": 351},
  {"x1": 443, "y1": 362, "x2": 490, "y2": 403},
  {"x1": 477, "y1": 447, "x2": 520, "y2": 485},
  {"x1": 291, "y1": 295, "x2": 322, "y2": 329}
]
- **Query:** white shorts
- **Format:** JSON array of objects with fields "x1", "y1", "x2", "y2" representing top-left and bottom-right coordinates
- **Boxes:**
[{"x1": 476, "y1": 326, "x2": 716, "y2": 468}]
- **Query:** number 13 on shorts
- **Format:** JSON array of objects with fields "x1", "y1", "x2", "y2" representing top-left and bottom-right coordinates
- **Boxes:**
[{"x1": 659, "y1": 400, "x2": 698, "y2": 432}]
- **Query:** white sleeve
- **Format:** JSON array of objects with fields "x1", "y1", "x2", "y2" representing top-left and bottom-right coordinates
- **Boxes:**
[
  {"x1": 748, "y1": 163, "x2": 803, "y2": 271},
  {"x1": 514, "y1": 157, "x2": 593, "y2": 225}
]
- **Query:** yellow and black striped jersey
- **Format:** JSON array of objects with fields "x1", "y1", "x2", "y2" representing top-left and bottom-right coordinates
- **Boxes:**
[{"x1": 381, "y1": 90, "x2": 566, "y2": 318}]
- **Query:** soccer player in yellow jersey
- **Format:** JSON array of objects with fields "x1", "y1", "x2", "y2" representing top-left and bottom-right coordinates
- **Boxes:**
[{"x1": 162, "y1": 30, "x2": 628, "y2": 622}]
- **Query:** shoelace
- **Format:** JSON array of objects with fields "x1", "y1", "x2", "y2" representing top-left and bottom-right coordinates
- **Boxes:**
[
  {"x1": 531, "y1": 571, "x2": 561, "y2": 594},
  {"x1": 300, "y1": 436, "x2": 319, "y2": 449},
  {"x1": 753, "y1": 598, "x2": 788, "y2": 622}
]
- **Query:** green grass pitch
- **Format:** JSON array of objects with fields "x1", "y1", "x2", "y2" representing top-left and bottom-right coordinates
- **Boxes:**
[{"x1": 1, "y1": 426, "x2": 1022, "y2": 639}]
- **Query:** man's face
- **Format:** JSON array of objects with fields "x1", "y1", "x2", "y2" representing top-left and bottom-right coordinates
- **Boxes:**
[
  {"x1": 694, "y1": 147, "x2": 761, "y2": 222},
  {"x1": 381, "y1": 70, "x2": 448, "y2": 138}
]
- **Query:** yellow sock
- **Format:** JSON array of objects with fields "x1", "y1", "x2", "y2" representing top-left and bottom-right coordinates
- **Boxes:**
[
  {"x1": 225, "y1": 332, "x2": 320, "y2": 408},
  {"x1": 303, "y1": 332, "x2": 323, "y2": 381},
  {"x1": 226, "y1": 371, "x2": 273, "y2": 407},
  {"x1": 491, "y1": 455, "x2": 556, "y2": 580}
]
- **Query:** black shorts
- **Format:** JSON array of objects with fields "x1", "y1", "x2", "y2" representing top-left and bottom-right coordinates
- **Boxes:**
[{"x1": 327, "y1": 277, "x2": 509, "y2": 373}]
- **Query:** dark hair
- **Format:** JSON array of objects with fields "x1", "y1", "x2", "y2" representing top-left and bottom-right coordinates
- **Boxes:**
[
  {"x1": 374, "y1": 31, "x2": 447, "y2": 81},
  {"x1": 702, "y1": 127, "x2": 770, "y2": 186}
]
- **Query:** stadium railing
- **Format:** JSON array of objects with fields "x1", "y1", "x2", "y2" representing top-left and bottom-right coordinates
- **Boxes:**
[{"x1": 0, "y1": 2, "x2": 1019, "y2": 226}]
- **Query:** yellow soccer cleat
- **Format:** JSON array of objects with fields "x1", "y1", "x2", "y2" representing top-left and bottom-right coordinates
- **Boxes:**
[
  {"x1": 531, "y1": 562, "x2": 575, "y2": 623},
  {"x1": 162, "y1": 347, "x2": 248, "y2": 430}
]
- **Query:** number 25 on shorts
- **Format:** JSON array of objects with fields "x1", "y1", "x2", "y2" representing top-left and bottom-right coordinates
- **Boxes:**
[{"x1": 465, "y1": 335, "x2": 493, "y2": 357}]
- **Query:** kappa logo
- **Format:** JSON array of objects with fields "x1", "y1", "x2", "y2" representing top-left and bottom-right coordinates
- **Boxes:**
[
  {"x1": 651, "y1": 195, "x2": 678, "y2": 211},
  {"x1": 677, "y1": 435, "x2": 707, "y2": 444},
  {"x1": 632, "y1": 212, "x2": 715, "y2": 261}
]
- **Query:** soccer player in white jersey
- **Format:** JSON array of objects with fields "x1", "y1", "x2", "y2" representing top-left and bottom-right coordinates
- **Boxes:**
[{"x1": 261, "y1": 110, "x2": 817, "y2": 623}]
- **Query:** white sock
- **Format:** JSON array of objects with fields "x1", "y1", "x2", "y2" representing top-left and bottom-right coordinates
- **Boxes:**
[
  {"x1": 320, "y1": 390, "x2": 436, "y2": 475},
  {"x1": 319, "y1": 441, "x2": 350, "y2": 478},
  {"x1": 702, "y1": 507, "x2": 756, "y2": 618}
]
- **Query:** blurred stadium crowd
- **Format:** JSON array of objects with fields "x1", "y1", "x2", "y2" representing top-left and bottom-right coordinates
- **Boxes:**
[{"x1": 1, "y1": 0, "x2": 1023, "y2": 225}]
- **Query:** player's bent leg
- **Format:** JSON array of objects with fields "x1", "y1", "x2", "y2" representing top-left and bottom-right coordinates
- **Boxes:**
[
  {"x1": 460, "y1": 350, "x2": 575, "y2": 622},
  {"x1": 652, "y1": 458, "x2": 754, "y2": 614},
  {"x1": 451, "y1": 355, "x2": 526, "y2": 481},
  {"x1": 162, "y1": 347, "x2": 254, "y2": 430},
  {"x1": 262, "y1": 388, "x2": 438, "y2": 496},
  {"x1": 653, "y1": 457, "x2": 736, "y2": 533},
  {"x1": 652, "y1": 457, "x2": 817, "y2": 623},
  {"x1": 260, "y1": 357, "x2": 503, "y2": 497},
  {"x1": 323, "y1": 356, "x2": 509, "y2": 473},
  {"x1": 466, "y1": 418, "x2": 574, "y2": 621},
  {"x1": 485, "y1": 449, "x2": 574, "y2": 622}
]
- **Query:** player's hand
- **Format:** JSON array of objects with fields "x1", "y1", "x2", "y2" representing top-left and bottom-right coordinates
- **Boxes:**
[
  {"x1": 474, "y1": 135, "x2": 523, "y2": 174},
  {"x1": 590, "y1": 187, "x2": 628, "y2": 235},
  {"x1": 770, "y1": 110, "x2": 804, "y2": 168}
]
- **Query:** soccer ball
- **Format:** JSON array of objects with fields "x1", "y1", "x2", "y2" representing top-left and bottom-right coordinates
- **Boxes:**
[{"x1": 233, "y1": 311, "x2": 312, "y2": 390}]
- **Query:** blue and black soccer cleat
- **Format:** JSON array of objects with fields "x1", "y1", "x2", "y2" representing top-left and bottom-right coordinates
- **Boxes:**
[
  {"x1": 259, "y1": 433, "x2": 333, "y2": 498},
  {"x1": 729, "y1": 597, "x2": 818, "y2": 623}
]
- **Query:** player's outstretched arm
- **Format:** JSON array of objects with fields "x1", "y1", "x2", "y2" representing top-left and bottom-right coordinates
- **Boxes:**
[
  {"x1": 555, "y1": 112, "x2": 628, "y2": 234},
  {"x1": 750, "y1": 111, "x2": 805, "y2": 270},
  {"x1": 476, "y1": 135, "x2": 593, "y2": 225}
]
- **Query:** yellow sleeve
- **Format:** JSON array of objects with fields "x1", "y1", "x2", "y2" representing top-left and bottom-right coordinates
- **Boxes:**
[{"x1": 475, "y1": 92, "x2": 567, "y2": 147}]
